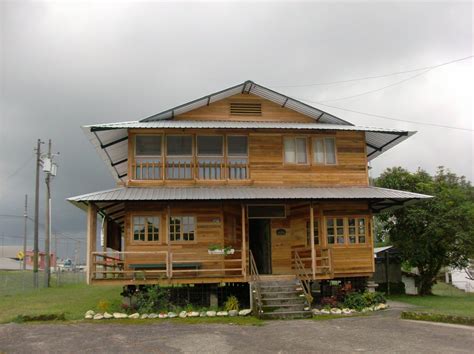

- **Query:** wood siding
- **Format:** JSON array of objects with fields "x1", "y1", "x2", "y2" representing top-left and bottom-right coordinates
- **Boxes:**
[{"x1": 174, "y1": 93, "x2": 316, "y2": 123}]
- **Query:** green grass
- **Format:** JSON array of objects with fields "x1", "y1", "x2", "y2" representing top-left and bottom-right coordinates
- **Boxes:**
[
  {"x1": 0, "y1": 282, "x2": 122, "y2": 323},
  {"x1": 388, "y1": 282, "x2": 474, "y2": 318}
]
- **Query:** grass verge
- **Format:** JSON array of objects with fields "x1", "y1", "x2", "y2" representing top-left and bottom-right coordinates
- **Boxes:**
[{"x1": 401, "y1": 311, "x2": 474, "y2": 326}]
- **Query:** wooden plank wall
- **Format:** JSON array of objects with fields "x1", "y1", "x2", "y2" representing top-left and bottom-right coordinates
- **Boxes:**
[{"x1": 174, "y1": 93, "x2": 316, "y2": 123}]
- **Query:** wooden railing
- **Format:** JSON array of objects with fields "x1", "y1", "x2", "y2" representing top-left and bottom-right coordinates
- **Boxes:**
[
  {"x1": 249, "y1": 250, "x2": 263, "y2": 318},
  {"x1": 293, "y1": 250, "x2": 313, "y2": 304},
  {"x1": 132, "y1": 159, "x2": 249, "y2": 181},
  {"x1": 91, "y1": 250, "x2": 243, "y2": 281}
]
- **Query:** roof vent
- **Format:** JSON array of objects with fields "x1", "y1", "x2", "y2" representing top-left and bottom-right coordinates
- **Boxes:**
[{"x1": 230, "y1": 102, "x2": 262, "y2": 116}]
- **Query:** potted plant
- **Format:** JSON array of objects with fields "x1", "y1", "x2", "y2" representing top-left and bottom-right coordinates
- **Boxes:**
[{"x1": 208, "y1": 244, "x2": 235, "y2": 255}]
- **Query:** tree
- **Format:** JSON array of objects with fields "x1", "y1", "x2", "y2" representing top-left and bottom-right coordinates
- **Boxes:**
[{"x1": 375, "y1": 167, "x2": 474, "y2": 295}]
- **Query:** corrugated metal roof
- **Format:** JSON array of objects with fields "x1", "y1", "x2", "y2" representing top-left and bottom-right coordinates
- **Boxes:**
[
  {"x1": 140, "y1": 80, "x2": 352, "y2": 125},
  {"x1": 69, "y1": 186, "x2": 431, "y2": 202},
  {"x1": 86, "y1": 120, "x2": 412, "y2": 134}
]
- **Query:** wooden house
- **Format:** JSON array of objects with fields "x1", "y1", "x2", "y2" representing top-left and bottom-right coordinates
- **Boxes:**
[{"x1": 69, "y1": 81, "x2": 429, "y2": 310}]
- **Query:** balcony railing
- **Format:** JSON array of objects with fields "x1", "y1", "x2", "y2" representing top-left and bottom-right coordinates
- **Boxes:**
[
  {"x1": 131, "y1": 159, "x2": 249, "y2": 181},
  {"x1": 91, "y1": 250, "x2": 243, "y2": 281}
]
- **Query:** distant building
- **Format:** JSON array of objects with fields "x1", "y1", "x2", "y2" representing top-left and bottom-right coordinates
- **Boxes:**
[
  {"x1": 446, "y1": 262, "x2": 474, "y2": 293},
  {"x1": 24, "y1": 251, "x2": 56, "y2": 270}
]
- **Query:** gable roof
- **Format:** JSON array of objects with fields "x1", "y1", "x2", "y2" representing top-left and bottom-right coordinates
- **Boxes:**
[
  {"x1": 140, "y1": 80, "x2": 352, "y2": 125},
  {"x1": 82, "y1": 80, "x2": 416, "y2": 182}
]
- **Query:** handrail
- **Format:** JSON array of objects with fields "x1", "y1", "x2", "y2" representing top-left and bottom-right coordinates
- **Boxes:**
[
  {"x1": 293, "y1": 250, "x2": 314, "y2": 304},
  {"x1": 249, "y1": 250, "x2": 263, "y2": 318}
]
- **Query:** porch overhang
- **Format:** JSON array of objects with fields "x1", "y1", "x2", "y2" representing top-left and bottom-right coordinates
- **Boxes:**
[{"x1": 68, "y1": 186, "x2": 432, "y2": 225}]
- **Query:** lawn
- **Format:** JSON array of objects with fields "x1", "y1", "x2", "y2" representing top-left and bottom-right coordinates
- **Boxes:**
[{"x1": 388, "y1": 282, "x2": 474, "y2": 318}]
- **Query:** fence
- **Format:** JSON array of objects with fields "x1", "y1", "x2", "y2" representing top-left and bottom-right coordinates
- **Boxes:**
[{"x1": 0, "y1": 270, "x2": 86, "y2": 297}]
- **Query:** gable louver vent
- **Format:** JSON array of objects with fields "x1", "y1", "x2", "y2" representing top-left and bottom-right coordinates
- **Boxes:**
[{"x1": 230, "y1": 102, "x2": 262, "y2": 116}]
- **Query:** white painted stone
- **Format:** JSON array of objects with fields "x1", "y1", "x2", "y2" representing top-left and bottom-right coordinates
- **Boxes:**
[
  {"x1": 168, "y1": 312, "x2": 177, "y2": 318},
  {"x1": 342, "y1": 308, "x2": 352, "y2": 315},
  {"x1": 206, "y1": 311, "x2": 217, "y2": 317},
  {"x1": 312, "y1": 309, "x2": 321, "y2": 315},
  {"x1": 128, "y1": 313, "x2": 140, "y2": 319},
  {"x1": 113, "y1": 312, "x2": 128, "y2": 319},
  {"x1": 179, "y1": 311, "x2": 187, "y2": 318},
  {"x1": 93, "y1": 313, "x2": 104, "y2": 320},
  {"x1": 103, "y1": 312, "x2": 113, "y2": 319},
  {"x1": 158, "y1": 313, "x2": 168, "y2": 319},
  {"x1": 85, "y1": 310, "x2": 95, "y2": 317},
  {"x1": 238, "y1": 309, "x2": 252, "y2": 316},
  {"x1": 216, "y1": 311, "x2": 228, "y2": 317},
  {"x1": 148, "y1": 313, "x2": 158, "y2": 319},
  {"x1": 330, "y1": 308, "x2": 342, "y2": 314},
  {"x1": 140, "y1": 314, "x2": 149, "y2": 319},
  {"x1": 85, "y1": 314, "x2": 93, "y2": 319},
  {"x1": 188, "y1": 311, "x2": 200, "y2": 317},
  {"x1": 199, "y1": 312, "x2": 207, "y2": 317},
  {"x1": 228, "y1": 310, "x2": 238, "y2": 317},
  {"x1": 320, "y1": 309, "x2": 330, "y2": 314}
]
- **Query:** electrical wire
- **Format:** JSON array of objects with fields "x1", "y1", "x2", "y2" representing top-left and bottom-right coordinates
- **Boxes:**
[
  {"x1": 270, "y1": 55, "x2": 473, "y2": 88},
  {"x1": 292, "y1": 97, "x2": 474, "y2": 132}
]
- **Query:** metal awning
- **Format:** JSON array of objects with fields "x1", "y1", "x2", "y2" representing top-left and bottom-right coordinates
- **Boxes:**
[{"x1": 68, "y1": 186, "x2": 431, "y2": 225}]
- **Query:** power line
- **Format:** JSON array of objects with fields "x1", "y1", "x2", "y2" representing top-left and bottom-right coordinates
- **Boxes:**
[
  {"x1": 270, "y1": 55, "x2": 474, "y2": 88},
  {"x1": 292, "y1": 97, "x2": 474, "y2": 132},
  {"x1": 3, "y1": 154, "x2": 35, "y2": 180}
]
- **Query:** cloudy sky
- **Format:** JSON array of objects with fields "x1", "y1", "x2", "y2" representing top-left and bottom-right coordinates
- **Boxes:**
[{"x1": 0, "y1": 0, "x2": 472, "y2": 260}]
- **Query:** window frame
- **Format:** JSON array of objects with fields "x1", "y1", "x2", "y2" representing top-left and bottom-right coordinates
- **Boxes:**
[
  {"x1": 134, "y1": 134, "x2": 164, "y2": 158},
  {"x1": 130, "y1": 213, "x2": 162, "y2": 244},
  {"x1": 247, "y1": 204, "x2": 287, "y2": 219},
  {"x1": 312, "y1": 136, "x2": 338, "y2": 165},
  {"x1": 196, "y1": 134, "x2": 224, "y2": 157},
  {"x1": 306, "y1": 219, "x2": 320, "y2": 247},
  {"x1": 283, "y1": 136, "x2": 309, "y2": 165},
  {"x1": 324, "y1": 215, "x2": 369, "y2": 246},
  {"x1": 226, "y1": 135, "x2": 249, "y2": 157},
  {"x1": 168, "y1": 215, "x2": 197, "y2": 243}
]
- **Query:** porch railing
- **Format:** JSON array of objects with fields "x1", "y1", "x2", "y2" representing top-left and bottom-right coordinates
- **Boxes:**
[
  {"x1": 293, "y1": 250, "x2": 313, "y2": 304},
  {"x1": 249, "y1": 250, "x2": 263, "y2": 318},
  {"x1": 91, "y1": 250, "x2": 243, "y2": 281}
]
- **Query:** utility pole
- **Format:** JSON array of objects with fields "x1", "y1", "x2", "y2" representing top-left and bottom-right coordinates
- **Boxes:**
[
  {"x1": 44, "y1": 139, "x2": 52, "y2": 287},
  {"x1": 33, "y1": 139, "x2": 43, "y2": 288},
  {"x1": 43, "y1": 139, "x2": 58, "y2": 288},
  {"x1": 23, "y1": 195, "x2": 28, "y2": 270}
]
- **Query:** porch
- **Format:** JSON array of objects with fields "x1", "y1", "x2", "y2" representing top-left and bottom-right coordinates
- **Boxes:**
[{"x1": 68, "y1": 185, "x2": 430, "y2": 286}]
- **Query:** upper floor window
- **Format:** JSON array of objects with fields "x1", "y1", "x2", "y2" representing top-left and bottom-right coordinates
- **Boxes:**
[
  {"x1": 166, "y1": 135, "x2": 193, "y2": 179},
  {"x1": 135, "y1": 136, "x2": 163, "y2": 180},
  {"x1": 132, "y1": 215, "x2": 160, "y2": 242},
  {"x1": 136, "y1": 135, "x2": 162, "y2": 156},
  {"x1": 227, "y1": 136, "x2": 248, "y2": 180},
  {"x1": 284, "y1": 137, "x2": 307, "y2": 164},
  {"x1": 313, "y1": 137, "x2": 336, "y2": 165},
  {"x1": 197, "y1": 136, "x2": 224, "y2": 179}
]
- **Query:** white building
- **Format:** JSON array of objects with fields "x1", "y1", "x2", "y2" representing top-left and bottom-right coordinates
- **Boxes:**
[{"x1": 446, "y1": 261, "x2": 474, "y2": 293}]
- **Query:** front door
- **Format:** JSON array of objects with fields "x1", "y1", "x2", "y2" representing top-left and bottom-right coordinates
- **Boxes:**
[{"x1": 249, "y1": 219, "x2": 272, "y2": 274}]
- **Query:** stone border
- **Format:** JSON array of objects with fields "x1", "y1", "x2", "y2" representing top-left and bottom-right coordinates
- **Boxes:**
[{"x1": 84, "y1": 309, "x2": 252, "y2": 320}]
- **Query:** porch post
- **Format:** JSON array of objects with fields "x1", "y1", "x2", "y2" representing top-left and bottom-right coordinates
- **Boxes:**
[
  {"x1": 86, "y1": 203, "x2": 98, "y2": 285},
  {"x1": 310, "y1": 203, "x2": 316, "y2": 279},
  {"x1": 102, "y1": 217, "x2": 108, "y2": 253},
  {"x1": 241, "y1": 204, "x2": 247, "y2": 280}
]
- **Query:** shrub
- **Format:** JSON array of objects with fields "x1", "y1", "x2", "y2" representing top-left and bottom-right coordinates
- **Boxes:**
[
  {"x1": 224, "y1": 295, "x2": 240, "y2": 311},
  {"x1": 135, "y1": 285, "x2": 170, "y2": 313},
  {"x1": 401, "y1": 311, "x2": 474, "y2": 326},
  {"x1": 343, "y1": 292, "x2": 368, "y2": 311},
  {"x1": 363, "y1": 292, "x2": 386, "y2": 306},
  {"x1": 320, "y1": 296, "x2": 339, "y2": 308}
]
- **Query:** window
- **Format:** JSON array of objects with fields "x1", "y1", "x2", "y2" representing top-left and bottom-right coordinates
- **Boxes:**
[
  {"x1": 166, "y1": 136, "x2": 193, "y2": 179},
  {"x1": 306, "y1": 220, "x2": 320, "y2": 246},
  {"x1": 132, "y1": 216, "x2": 160, "y2": 242},
  {"x1": 326, "y1": 216, "x2": 368, "y2": 245},
  {"x1": 326, "y1": 217, "x2": 345, "y2": 244},
  {"x1": 227, "y1": 136, "x2": 248, "y2": 180},
  {"x1": 197, "y1": 136, "x2": 223, "y2": 179},
  {"x1": 136, "y1": 136, "x2": 162, "y2": 156},
  {"x1": 169, "y1": 216, "x2": 196, "y2": 242},
  {"x1": 312, "y1": 137, "x2": 337, "y2": 165},
  {"x1": 135, "y1": 136, "x2": 163, "y2": 180},
  {"x1": 248, "y1": 205, "x2": 286, "y2": 219},
  {"x1": 284, "y1": 137, "x2": 307, "y2": 164}
]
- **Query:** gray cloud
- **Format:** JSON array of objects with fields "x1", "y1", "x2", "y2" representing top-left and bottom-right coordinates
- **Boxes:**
[{"x1": 0, "y1": 1, "x2": 472, "y2": 261}]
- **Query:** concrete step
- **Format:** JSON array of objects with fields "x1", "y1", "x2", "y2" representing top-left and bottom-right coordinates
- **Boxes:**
[
  {"x1": 262, "y1": 303, "x2": 308, "y2": 311},
  {"x1": 262, "y1": 297, "x2": 307, "y2": 305}
]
